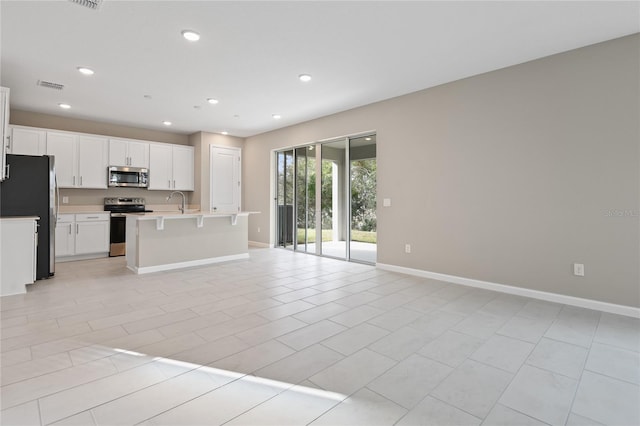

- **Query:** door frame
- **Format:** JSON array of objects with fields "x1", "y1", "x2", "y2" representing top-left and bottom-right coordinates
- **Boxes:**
[{"x1": 271, "y1": 130, "x2": 376, "y2": 263}]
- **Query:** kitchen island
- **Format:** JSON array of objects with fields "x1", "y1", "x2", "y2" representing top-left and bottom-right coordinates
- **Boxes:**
[{"x1": 125, "y1": 211, "x2": 257, "y2": 274}]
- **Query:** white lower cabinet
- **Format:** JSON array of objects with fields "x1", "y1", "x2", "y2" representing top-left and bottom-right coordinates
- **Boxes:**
[
  {"x1": 55, "y1": 214, "x2": 75, "y2": 257},
  {"x1": 0, "y1": 217, "x2": 38, "y2": 296},
  {"x1": 56, "y1": 213, "x2": 110, "y2": 261}
]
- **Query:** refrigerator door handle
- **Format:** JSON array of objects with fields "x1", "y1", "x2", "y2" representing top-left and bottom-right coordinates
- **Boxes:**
[
  {"x1": 4, "y1": 163, "x2": 9, "y2": 179},
  {"x1": 55, "y1": 174, "x2": 60, "y2": 225}
]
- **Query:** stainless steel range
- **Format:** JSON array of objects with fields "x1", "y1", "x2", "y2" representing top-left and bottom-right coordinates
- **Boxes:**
[{"x1": 104, "y1": 197, "x2": 151, "y2": 257}]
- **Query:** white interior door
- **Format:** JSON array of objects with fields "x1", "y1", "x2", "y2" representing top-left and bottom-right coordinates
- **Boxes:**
[{"x1": 210, "y1": 146, "x2": 240, "y2": 213}]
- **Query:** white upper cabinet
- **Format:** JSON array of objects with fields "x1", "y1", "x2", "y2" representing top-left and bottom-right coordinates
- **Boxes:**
[
  {"x1": 10, "y1": 126, "x2": 46, "y2": 156},
  {"x1": 109, "y1": 139, "x2": 149, "y2": 168},
  {"x1": 46, "y1": 132, "x2": 108, "y2": 189},
  {"x1": 46, "y1": 132, "x2": 77, "y2": 187},
  {"x1": 148, "y1": 143, "x2": 194, "y2": 191},
  {"x1": 109, "y1": 139, "x2": 128, "y2": 166},
  {"x1": 1, "y1": 87, "x2": 9, "y2": 181},
  {"x1": 148, "y1": 143, "x2": 172, "y2": 190},
  {"x1": 172, "y1": 145, "x2": 194, "y2": 191},
  {"x1": 127, "y1": 141, "x2": 149, "y2": 168},
  {"x1": 77, "y1": 135, "x2": 108, "y2": 188}
]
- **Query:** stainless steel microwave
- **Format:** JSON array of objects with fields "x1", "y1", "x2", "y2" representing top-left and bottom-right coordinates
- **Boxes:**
[{"x1": 108, "y1": 166, "x2": 149, "y2": 188}]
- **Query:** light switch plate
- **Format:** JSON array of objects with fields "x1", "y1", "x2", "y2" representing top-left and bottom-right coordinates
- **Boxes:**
[{"x1": 383, "y1": 198, "x2": 391, "y2": 207}]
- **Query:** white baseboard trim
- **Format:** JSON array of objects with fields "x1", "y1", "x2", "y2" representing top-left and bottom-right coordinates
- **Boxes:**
[
  {"x1": 0, "y1": 286, "x2": 27, "y2": 297},
  {"x1": 376, "y1": 263, "x2": 640, "y2": 319},
  {"x1": 249, "y1": 241, "x2": 270, "y2": 248},
  {"x1": 130, "y1": 253, "x2": 250, "y2": 275}
]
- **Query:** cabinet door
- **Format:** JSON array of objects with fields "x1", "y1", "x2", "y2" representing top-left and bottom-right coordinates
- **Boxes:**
[
  {"x1": 11, "y1": 127, "x2": 46, "y2": 156},
  {"x1": 148, "y1": 144, "x2": 172, "y2": 190},
  {"x1": 75, "y1": 221, "x2": 109, "y2": 254},
  {"x1": 55, "y1": 221, "x2": 75, "y2": 257},
  {"x1": 0, "y1": 87, "x2": 9, "y2": 181},
  {"x1": 0, "y1": 220, "x2": 37, "y2": 294},
  {"x1": 78, "y1": 135, "x2": 108, "y2": 188},
  {"x1": 109, "y1": 139, "x2": 128, "y2": 166},
  {"x1": 47, "y1": 132, "x2": 77, "y2": 188},
  {"x1": 172, "y1": 146, "x2": 194, "y2": 191},
  {"x1": 127, "y1": 141, "x2": 149, "y2": 168}
]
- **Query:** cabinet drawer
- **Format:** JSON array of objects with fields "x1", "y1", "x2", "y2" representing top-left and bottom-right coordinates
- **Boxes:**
[
  {"x1": 75, "y1": 213, "x2": 110, "y2": 222},
  {"x1": 57, "y1": 214, "x2": 75, "y2": 223}
]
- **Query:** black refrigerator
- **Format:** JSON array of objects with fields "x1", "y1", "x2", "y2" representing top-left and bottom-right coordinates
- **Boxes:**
[{"x1": 0, "y1": 154, "x2": 56, "y2": 279}]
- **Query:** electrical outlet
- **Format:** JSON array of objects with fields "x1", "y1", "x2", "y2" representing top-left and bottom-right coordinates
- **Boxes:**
[
  {"x1": 405, "y1": 244, "x2": 411, "y2": 254},
  {"x1": 257, "y1": 227, "x2": 261, "y2": 233},
  {"x1": 62, "y1": 196, "x2": 69, "y2": 204},
  {"x1": 573, "y1": 263, "x2": 585, "y2": 276},
  {"x1": 383, "y1": 198, "x2": 391, "y2": 207}
]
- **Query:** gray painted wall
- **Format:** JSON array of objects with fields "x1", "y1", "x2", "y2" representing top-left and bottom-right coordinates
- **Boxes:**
[
  {"x1": 190, "y1": 131, "x2": 245, "y2": 210},
  {"x1": 243, "y1": 34, "x2": 640, "y2": 308}
]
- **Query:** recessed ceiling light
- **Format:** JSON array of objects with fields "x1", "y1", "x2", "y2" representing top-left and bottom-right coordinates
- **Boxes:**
[
  {"x1": 143, "y1": 94, "x2": 152, "y2": 99},
  {"x1": 163, "y1": 121, "x2": 172, "y2": 126},
  {"x1": 193, "y1": 105, "x2": 201, "y2": 109},
  {"x1": 77, "y1": 67, "x2": 94, "y2": 75},
  {"x1": 272, "y1": 114, "x2": 282, "y2": 119},
  {"x1": 298, "y1": 74, "x2": 312, "y2": 82},
  {"x1": 181, "y1": 30, "x2": 200, "y2": 41},
  {"x1": 365, "y1": 137, "x2": 372, "y2": 141},
  {"x1": 207, "y1": 98, "x2": 219, "y2": 105},
  {"x1": 58, "y1": 103, "x2": 71, "y2": 109},
  {"x1": 221, "y1": 131, "x2": 228, "y2": 135}
]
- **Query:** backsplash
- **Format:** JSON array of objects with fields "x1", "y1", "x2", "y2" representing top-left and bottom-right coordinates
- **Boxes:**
[{"x1": 58, "y1": 187, "x2": 193, "y2": 207}]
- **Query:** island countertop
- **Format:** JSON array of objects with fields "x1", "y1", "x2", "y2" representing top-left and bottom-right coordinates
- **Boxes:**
[
  {"x1": 124, "y1": 210, "x2": 258, "y2": 219},
  {"x1": 125, "y1": 211, "x2": 259, "y2": 229}
]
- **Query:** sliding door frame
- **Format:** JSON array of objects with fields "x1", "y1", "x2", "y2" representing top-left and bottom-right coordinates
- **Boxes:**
[{"x1": 272, "y1": 131, "x2": 376, "y2": 264}]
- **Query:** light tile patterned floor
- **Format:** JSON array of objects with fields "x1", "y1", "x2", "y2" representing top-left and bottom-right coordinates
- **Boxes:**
[{"x1": 1, "y1": 248, "x2": 639, "y2": 425}]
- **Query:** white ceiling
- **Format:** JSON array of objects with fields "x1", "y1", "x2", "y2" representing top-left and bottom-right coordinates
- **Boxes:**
[{"x1": 1, "y1": 1, "x2": 638, "y2": 137}]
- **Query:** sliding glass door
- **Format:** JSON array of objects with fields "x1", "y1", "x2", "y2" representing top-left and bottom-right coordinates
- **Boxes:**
[
  {"x1": 295, "y1": 146, "x2": 315, "y2": 253},
  {"x1": 275, "y1": 134, "x2": 377, "y2": 263},
  {"x1": 349, "y1": 136, "x2": 377, "y2": 263},
  {"x1": 276, "y1": 150, "x2": 294, "y2": 248},
  {"x1": 320, "y1": 139, "x2": 347, "y2": 259}
]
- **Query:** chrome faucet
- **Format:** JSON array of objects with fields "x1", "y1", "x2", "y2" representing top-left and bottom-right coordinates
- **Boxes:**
[{"x1": 167, "y1": 191, "x2": 186, "y2": 213}]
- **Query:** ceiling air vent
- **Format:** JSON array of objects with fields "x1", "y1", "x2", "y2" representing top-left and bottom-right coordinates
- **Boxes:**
[
  {"x1": 37, "y1": 80, "x2": 65, "y2": 90},
  {"x1": 68, "y1": 0, "x2": 103, "y2": 10}
]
